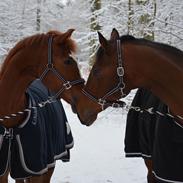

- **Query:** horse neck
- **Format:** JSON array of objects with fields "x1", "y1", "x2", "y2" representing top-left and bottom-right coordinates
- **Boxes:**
[
  {"x1": 124, "y1": 42, "x2": 183, "y2": 116},
  {"x1": 0, "y1": 51, "x2": 42, "y2": 128}
]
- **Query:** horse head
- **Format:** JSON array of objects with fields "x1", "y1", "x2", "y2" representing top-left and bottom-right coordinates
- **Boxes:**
[
  {"x1": 75, "y1": 29, "x2": 134, "y2": 125},
  {"x1": 76, "y1": 28, "x2": 183, "y2": 126},
  {"x1": 0, "y1": 29, "x2": 85, "y2": 127},
  {"x1": 38, "y1": 29, "x2": 85, "y2": 112}
]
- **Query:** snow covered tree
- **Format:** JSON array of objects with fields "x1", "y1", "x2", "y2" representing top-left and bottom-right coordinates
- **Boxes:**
[
  {"x1": 0, "y1": 0, "x2": 183, "y2": 65},
  {"x1": 89, "y1": 0, "x2": 101, "y2": 65}
]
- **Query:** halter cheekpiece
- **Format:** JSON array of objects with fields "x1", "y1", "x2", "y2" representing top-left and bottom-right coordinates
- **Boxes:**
[
  {"x1": 40, "y1": 36, "x2": 84, "y2": 98},
  {"x1": 0, "y1": 36, "x2": 84, "y2": 122},
  {"x1": 82, "y1": 39, "x2": 126, "y2": 110}
]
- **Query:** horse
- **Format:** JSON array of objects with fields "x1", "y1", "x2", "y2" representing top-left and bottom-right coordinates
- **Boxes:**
[
  {"x1": 124, "y1": 88, "x2": 173, "y2": 183},
  {"x1": 0, "y1": 29, "x2": 85, "y2": 183},
  {"x1": 76, "y1": 28, "x2": 183, "y2": 126},
  {"x1": 125, "y1": 88, "x2": 183, "y2": 183},
  {"x1": 74, "y1": 28, "x2": 183, "y2": 182}
]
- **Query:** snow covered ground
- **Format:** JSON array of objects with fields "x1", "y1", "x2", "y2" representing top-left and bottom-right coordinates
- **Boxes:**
[
  {"x1": 51, "y1": 101, "x2": 147, "y2": 183},
  {"x1": 52, "y1": 100, "x2": 146, "y2": 183},
  {"x1": 9, "y1": 94, "x2": 147, "y2": 183}
]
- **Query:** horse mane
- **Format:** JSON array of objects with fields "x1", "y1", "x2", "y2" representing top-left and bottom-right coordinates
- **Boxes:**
[
  {"x1": 120, "y1": 35, "x2": 183, "y2": 58},
  {"x1": 96, "y1": 35, "x2": 136, "y2": 60},
  {"x1": 0, "y1": 30, "x2": 77, "y2": 78},
  {"x1": 47, "y1": 30, "x2": 77, "y2": 54},
  {"x1": 120, "y1": 35, "x2": 136, "y2": 42},
  {"x1": 0, "y1": 34, "x2": 45, "y2": 78}
]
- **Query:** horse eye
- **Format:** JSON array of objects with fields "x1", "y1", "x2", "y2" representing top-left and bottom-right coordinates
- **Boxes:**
[
  {"x1": 64, "y1": 57, "x2": 74, "y2": 65},
  {"x1": 92, "y1": 68, "x2": 100, "y2": 77}
]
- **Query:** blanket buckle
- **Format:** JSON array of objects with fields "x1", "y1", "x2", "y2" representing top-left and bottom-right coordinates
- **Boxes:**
[{"x1": 3, "y1": 128, "x2": 13, "y2": 139}]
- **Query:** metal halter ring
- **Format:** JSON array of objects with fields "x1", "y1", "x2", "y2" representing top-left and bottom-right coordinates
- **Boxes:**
[
  {"x1": 98, "y1": 98, "x2": 106, "y2": 105},
  {"x1": 63, "y1": 81, "x2": 72, "y2": 90}
]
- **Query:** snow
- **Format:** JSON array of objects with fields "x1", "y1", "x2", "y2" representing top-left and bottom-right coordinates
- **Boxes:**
[
  {"x1": 9, "y1": 100, "x2": 147, "y2": 183},
  {"x1": 1, "y1": 0, "x2": 182, "y2": 182},
  {"x1": 51, "y1": 101, "x2": 147, "y2": 183}
]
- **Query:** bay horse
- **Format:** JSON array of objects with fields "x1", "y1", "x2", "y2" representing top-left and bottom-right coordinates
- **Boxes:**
[
  {"x1": 0, "y1": 29, "x2": 85, "y2": 183},
  {"x1": 75, "y1": 28, "x2": 183, "y2": 182},
  {"x1": 76, "y1": 28, "x2": 183, "y2": 125}
]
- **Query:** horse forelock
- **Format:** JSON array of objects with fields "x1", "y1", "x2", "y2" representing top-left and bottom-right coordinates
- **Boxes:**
[
  {"x1": 47, "y1": 30, "x2": 77, "y2": 54},
  {"x1": 0, "y1": 31, "x2": 77, "y2": 78}
]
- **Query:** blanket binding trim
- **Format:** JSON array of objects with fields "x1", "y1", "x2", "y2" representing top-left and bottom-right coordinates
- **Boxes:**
[{"x1": 16, "y1": 135, "x2": 73, "y2": 175}]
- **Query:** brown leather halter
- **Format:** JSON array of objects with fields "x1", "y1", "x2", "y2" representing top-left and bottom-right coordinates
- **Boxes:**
[
  {"x1": 0, "y1": 36, "x2": 84, "y2": 122},
  {"x1": 82, "y1": 40, "x2": 126, "y2": 110},
  {"x1": 40, "y1": 36, "x2": 85, "y2": 98}
]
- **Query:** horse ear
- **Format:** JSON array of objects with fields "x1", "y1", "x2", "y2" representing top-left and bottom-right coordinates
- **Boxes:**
[
  {"x1": 98, "y1": 31, "x2": 108, "y2": 50},
  {"x1": 110, "y1": 28, "x2": 120, "y2": 41},
  {"x1": 57, "y1": 29, "x2": 75, "y2": 43}
]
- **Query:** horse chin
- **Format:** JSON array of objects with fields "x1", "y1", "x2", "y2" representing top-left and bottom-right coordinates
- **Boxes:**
[{"x1": 77, "y1": 113, "x2": 97, "y2": 126}]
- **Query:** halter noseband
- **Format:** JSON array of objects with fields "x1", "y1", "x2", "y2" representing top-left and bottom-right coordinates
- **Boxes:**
[
  {"x1": 82, "y1": 39, "x2": 126, "y2": 110},
  {"x1": 40, "y1": 36, "x2": 84, "y2": 99}
]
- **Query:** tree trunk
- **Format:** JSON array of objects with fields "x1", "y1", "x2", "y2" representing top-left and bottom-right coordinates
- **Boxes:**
[
  {"x1": 136, "y1": 0, "x2": 156, "y2": 41},
  {"x1": 36, "y1": 0, "x2": 41, "y2": 32},
  {"x1": 89, "y1": 0, "x2": 101, "y2": 66},
  {"x1": 128, "y1": 0, "x2": 134, "y2": 34}
]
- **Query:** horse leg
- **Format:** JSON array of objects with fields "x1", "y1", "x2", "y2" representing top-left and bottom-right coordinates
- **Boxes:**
[
  {"x1": 42, "y1": 168, "x2": 55, "y2": 183},
  {"x1": 26, "y1": 167, "x2": 55, "y2": 183},
  {"x1": 16, "y1": 180, "x2": 25, "y2": 183},
  {"x1": 25, "y1": 176, "x2": 43, "y2": 183},
  {"x1": 144, "y1": 159, "x2": 156, "y2": 183},
  {"x1": 0, "y1": 170, "x2": 25, "y2": 183},
  {"x1": 0, "y1": 170, "x2": 9, "y2": 183}
]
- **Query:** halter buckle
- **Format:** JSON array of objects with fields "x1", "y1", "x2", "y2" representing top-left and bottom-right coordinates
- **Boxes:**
[
  {"x1": 64, "y1": 81, "x2": 72, "y2": 90},
  {"x1": 117, "y1": 67, "x2": 124, "y2": 76},
  {"x1": 98, "y1": 99, "x2": 106, "y2": 110},
  {"x1": 98, "y1": 98, "x2": 106, "y2": 105}
]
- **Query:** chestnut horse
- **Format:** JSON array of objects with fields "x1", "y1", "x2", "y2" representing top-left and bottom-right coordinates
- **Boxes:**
[
  {"x1": 75, "y1": 28, "x2": 183, "y2": 182},
  {"x1": 0, "y1": 29, "x2": 84, "y2": 183}
]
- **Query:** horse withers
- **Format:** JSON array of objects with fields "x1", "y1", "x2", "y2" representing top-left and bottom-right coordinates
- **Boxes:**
[
  {"x1": 75, "y1": 28, "x2": 183, "y2": 126},
  {"x1": 0, "y1": 29, "x2": 85, "y2": 183}
]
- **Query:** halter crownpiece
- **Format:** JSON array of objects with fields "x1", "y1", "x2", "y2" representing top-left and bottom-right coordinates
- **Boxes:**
[
  {"x1": 117, "y1": 39, "x2": 126, "y2": 97},
  {"x1": 82, "y1": 39, "x2": 126, "y2": 110}
]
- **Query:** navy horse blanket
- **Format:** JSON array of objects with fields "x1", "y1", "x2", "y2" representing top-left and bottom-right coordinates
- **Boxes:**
[
  {"x1": 0, "y1": 79, "x2": 74, "y2": 179},
  {"x1": 125, "y1": 88, "x2": 183, "y2": 183}
]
